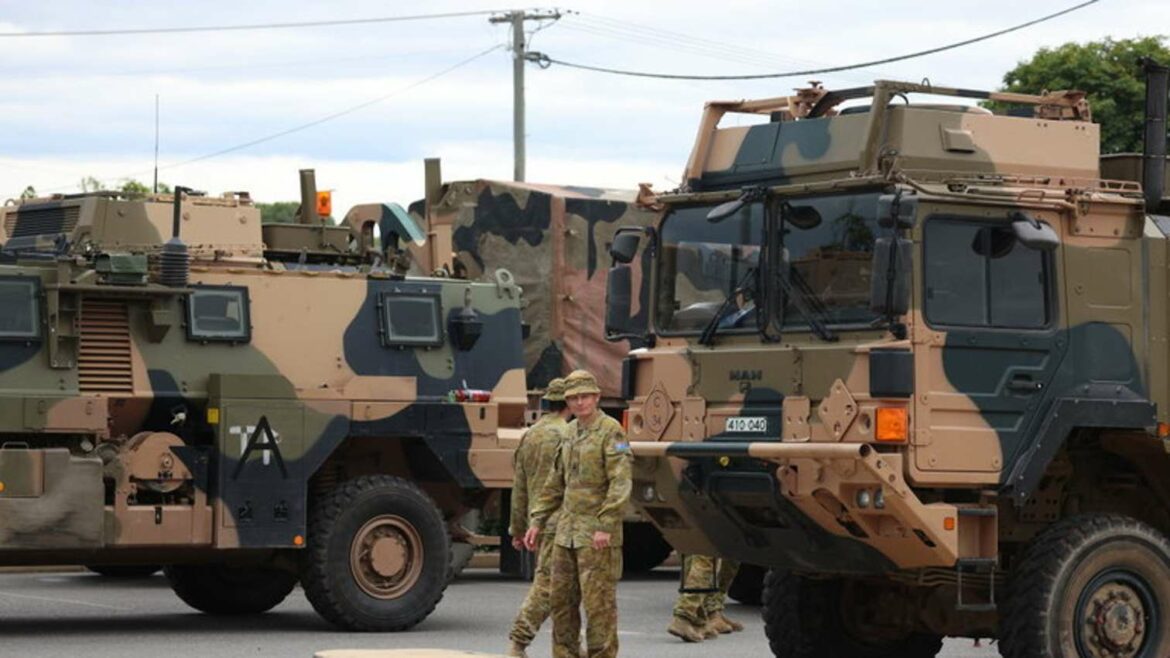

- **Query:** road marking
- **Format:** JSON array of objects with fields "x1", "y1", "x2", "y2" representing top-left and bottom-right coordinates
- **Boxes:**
[{"x1": 0, "y1": 589, "x2": 132, "y2": 611}]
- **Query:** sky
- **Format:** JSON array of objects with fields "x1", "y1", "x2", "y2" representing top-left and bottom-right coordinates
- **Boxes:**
[{"x1": 0, "y1": 0, "x2": 1164, "y2": 214}]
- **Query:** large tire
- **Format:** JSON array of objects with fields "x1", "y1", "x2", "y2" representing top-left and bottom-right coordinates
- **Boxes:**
[
  {"x1": 301, "y1": 475, "x2": 449, "y2": 632},
  {"x1": 728, "y1": 563, "x2": 765, "y2": 605},
  {"x1": 86, "y1": 564, "x2": 162, "y2": 578},
  {"x1": 762, "y1": 569, "x2": 943, "y2": 658},
  {"x1": 1000, "y1": 513, "x2": 1170, "y2": 658},
  {"x1": 448, "y1": 508, "x2": 481, "y2": 581},
  {"x1": 165, "y1": 564, "x2": 297, "y2": 615},
  {"x1": 621, "y1": 522, "x2": 673, "y2": 573},
  {"x1": 449, "y1": 543, "x2": 475, "y2": 581}
]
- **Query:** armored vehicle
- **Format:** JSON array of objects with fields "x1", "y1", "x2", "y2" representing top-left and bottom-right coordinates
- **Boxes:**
[
  {"x1": 0, "y1": 170, "x2": 528, "y2": 631},
  {"x1": 346, "y1": 168, "x2": 674, "y2": 572},
  {"x1": 608, "y1": 63, "x2": 1170, "y2": 657}
]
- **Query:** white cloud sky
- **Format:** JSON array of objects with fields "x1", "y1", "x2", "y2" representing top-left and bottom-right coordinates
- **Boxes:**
[{"x1": 0, "y1": 0, "x2": 1164, "y2": 213}]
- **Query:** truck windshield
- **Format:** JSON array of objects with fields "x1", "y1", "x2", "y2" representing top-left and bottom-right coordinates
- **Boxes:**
[
  {"x1": 656, "y1": 202, "x2": 763, "y2": 333},
  {"x1": 655, "y1": 191, "x2": 882, "y2": 334}
]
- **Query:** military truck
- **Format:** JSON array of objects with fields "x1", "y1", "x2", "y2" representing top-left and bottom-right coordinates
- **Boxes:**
[
  {"x1": 0, "y1": 170, "x2": 528, "y2": 631},
  {"x1": 345, "y1": 169, "x2": 674, "y2": 572},
  {"x1": 607, "y1": 63, "x2": 1170, "y2": 657}
]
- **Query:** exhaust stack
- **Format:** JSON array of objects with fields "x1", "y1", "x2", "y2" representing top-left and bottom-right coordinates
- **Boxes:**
[
  {"x1": 1141, "y1": 57, "x2": 1168, "y2": 212},
  {"x1": 298, "y1": 169, "x2": 320, "y2": 225},
  {"x1": 160, "y1": 186, "x2": 190, "y2": 287}
]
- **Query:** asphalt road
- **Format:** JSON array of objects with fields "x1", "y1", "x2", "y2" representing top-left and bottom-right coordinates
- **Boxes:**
[{"x1": 0, "y1": 568, "x2": 1000, "y2": 657}]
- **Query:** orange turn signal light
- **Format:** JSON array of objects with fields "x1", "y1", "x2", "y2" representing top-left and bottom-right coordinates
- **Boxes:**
[
  {"x1": 316, "y1": 190, "x2": 332, "y2": 217},
  {"x1": 621, "y1": 409, "x2": 630, "y2": 433},
  {"x1": 1159, "y1": 422, "x2": 1170, "y2": 438},
  {"x1": 875, "y1": 407, "x2": 908, "y2": 442},
  {"x1": 944, "y1": 517, "x2": 956, "y2": 531}
]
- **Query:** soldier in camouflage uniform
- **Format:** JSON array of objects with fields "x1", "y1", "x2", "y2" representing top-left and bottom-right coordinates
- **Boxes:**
[
  {"x1": 525, "y1": 369, "x2": 632, "y2": 658},
  {"x1": 668, "y1": 555, "x2": 745, "y2": 642},
  {"x1": 507, "y1": 378, "x2": 572, "y2": 658}
]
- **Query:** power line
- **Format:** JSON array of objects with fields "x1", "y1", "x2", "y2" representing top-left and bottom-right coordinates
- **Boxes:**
[
  {"x1": 0, "y1": 9, "x2": 502, "y2": 38},
  {"x1": 570, "y1": 12, "x2": 900, "y2": 82},
  {"x1": 0, "y1": 47, "x2": 481, "y2": 78},
  {"x1": 29, "y1": 45, "x2": 504, "y2": 195},
  {"x1": 530, "y1": 0, "x2": 1101, "y2": 81},
  {"x1": 170, "y1": 44, "x2": 501, "y2": 168}
]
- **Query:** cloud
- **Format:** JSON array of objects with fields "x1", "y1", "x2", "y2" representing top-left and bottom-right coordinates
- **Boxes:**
[{"x1": 0, "y1": 0, "x2": 1161, "y2": 196}]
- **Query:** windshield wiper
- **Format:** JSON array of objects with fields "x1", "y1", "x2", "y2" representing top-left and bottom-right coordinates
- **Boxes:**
[
  {"x1": 698, "y1": 266, "x2": 757, "y2": 347},
  {"x1": 774, "y1": 259, "x2": 838, "y2": 342}
]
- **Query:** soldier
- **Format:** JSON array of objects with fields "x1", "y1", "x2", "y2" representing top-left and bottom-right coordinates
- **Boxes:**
[
  {"x1": 668, "y1": 555, "x2": 745, "y2": 642},
  {"x1": 525, "y1": 369, "x2": 632, "y2": 658},
  {"x1": 507, "y1": 377, "x2": 572, "y2": 658}
]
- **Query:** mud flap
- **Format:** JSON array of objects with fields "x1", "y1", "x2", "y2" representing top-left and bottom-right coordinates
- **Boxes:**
[{"x1": 0, "y1": 448, "x2": 103, "y2": 549}]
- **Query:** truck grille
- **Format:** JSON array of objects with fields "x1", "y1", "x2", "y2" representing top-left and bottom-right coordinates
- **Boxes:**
[
  {"x1": 4, "y1": 206, "x2": 80, "y2": 238},
  {"x1": 78, "y1": 300, "x2": 134, "y2": 394}
]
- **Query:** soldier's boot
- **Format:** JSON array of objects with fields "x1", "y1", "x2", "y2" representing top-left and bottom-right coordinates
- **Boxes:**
[
  {"x1": 667, "y1": 617, "x2": 706, "y2": 643},
  {"x1": 699, "y1": 621, "x2": 719, "y2": 640},
  {"x1": 506, "y1": 641, "x2": 528, "y2": 657},
  {"x1": 706, "y1": 615, "x2": 734, "y2": 635},
  {"x1": 713, "y1": 611, "x2": 744, "y2": 632}
]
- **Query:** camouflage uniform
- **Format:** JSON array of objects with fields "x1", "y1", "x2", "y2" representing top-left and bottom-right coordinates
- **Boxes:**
[
  {"x1": 530, "y1": 370, "x2": 632, "y2": 658},
  {"x1": 672, "y1": 554, "x2": 740, "y2": 626},
  {"x1": 508, "y1": 379, "x2": 571, "y2": 649}
]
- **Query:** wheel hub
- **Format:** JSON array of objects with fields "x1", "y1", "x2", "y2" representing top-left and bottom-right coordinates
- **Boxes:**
[
  {"x1": 370, "y1": 536, "x2": 407, "y2": 577},
  {"x1": 1083, "y1": 583, "x2": 1147, "y2": 657},
  {"x1": 350, "y1": 514, "x2": 423, "y2": 600}
]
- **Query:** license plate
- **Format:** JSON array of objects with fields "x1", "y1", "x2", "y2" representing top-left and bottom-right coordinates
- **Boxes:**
[{"x1": 725, "y1": 416, "x2": 768, "y2": 433}]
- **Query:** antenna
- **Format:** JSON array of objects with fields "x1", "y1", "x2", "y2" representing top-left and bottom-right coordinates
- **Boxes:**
[{"x1": 153, "y1": 94, "x2": 160, "y2": 194}]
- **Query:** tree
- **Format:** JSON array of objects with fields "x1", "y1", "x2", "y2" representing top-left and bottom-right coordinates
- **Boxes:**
[
  {"x1": 80, "y1": 176, "x2": 105, "y2": 193},
  {"x1": 118, "y1": 179, "x2": 171, "y2": 200},
  {"x1": 257, "y1": 201, "x2": 300, "y2": 224},
  {"x1": 994, "y1": 36, "x2": 1170, "y2": 154},
  {"x1": 19, "y1": 186, "x2": 36, "y2": 200}
]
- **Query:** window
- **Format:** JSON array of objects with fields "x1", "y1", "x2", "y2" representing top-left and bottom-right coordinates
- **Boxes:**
[
  {"x1": 0, "y1": 277, "x2": 40, "y2": 340},
  {"x1": 186, "y1": 286, "x2": 251, "y2": 342},
  {"x1": 653, "y1": 191, "x2": 883, "y2": 335},
  {"x1": 380, "y1": 293, "x2": 442, "y2": 347},
  {"x1": 925, "y1": 219, "x2": 1050, "y2": 328}
]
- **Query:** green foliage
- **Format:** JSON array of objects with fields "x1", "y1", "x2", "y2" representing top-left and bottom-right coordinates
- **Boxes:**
[
  {"x1": 257, "y1": 201, "x2": 300, "y2": 224},
  {"x1": 19, "y1": 186, "x2": 36, "y2": 200},
  {"x1": 79, "y1": 176, "x2": 105, "y2": 193},
  {"x1": 992, "y1": 36, "x2": 1170, "y2": 154},
  {"x1": 118, "y1": 179, "x2": 172, "y2": 199}
]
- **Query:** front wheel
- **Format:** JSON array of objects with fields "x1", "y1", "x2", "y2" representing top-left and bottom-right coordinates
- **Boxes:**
[
  {"x1": 301, "y1": 475, "x2": 449, "y2": 631},
  {"x1": 1001, "y1": 513, "x2": 1170, "y2": 658},
  {"x1": 762, "y1": 570, "x2": 943, "y2": 658},
  {"x1": 728, "y1": 563, "x2": 765, "y2": 605},
  {"x1": 621, "y1": 522, "x2": 673, "y2": 573},
  {"x1": 86, "y1": 564, "x2": 161, "y2": 578},
  {"x1": 165, "y1": 564, "x2": 297, "y2": 615}
]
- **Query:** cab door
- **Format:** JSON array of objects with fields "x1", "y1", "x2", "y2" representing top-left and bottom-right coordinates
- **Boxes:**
[{"x1": 911, "y1": 209, "x2": 1066, "y2": 485}]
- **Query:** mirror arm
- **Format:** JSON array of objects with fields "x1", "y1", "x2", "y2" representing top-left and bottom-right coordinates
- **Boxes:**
[{"x1": 881, "y1": 190, "x2": 909, "y2": 339}]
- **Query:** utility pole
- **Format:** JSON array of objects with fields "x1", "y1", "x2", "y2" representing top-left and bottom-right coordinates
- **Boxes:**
[
  {"x1": 490, "y1": 9, "x2": 560, "y2": 182},
  {"x1": 153, "y1": 94, "x2": 160, "y2": 194}
]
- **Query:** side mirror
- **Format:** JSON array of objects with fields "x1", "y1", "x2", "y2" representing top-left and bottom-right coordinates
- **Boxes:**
[
  {"x1": 706, "y1": 198, "x2": 745, "y2": 223},
  {"x1": 605, "y1": 264, "x2": 634, "y2": 338},
  {"x1": 1011, "y1": 213, "x2": 1060, "y2": 252},
  {"x1": 877, "y1": 193, "x2": 917, "y2": 229},
  {"x1": 610, "y1": 232, "x2": 641, "y2": 265},
  {"x1": 869, "y1": 237, "x2": 912, "y2": 316},
  {"x1": 784, "y1": 203, "x2": 823, "y2": 230}
]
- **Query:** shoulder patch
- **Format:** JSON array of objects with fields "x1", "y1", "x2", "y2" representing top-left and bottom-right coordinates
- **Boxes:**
[{"x1": 614, "y1": 441, "x2": 631, "y2": 453}]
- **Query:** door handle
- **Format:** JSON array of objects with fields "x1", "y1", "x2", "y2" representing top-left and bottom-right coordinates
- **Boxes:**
[{"x1": 1006, "y1": 374, "x2": 1043, "y2": 393}]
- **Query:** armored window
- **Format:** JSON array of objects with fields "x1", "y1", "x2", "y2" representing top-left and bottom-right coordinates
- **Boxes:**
[
  {"x1": 379, "y1": 293, "x2": 442, "y2": 347},
  {"x1": 186, "y1": 285, "x2": 251, "y2": 342},
  {"x1": 925, "y1": 219, "x2": 1050, "y2": 329},
  {"x1": 0, "y1": 276, "x2": 40, "y2": 340}
]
